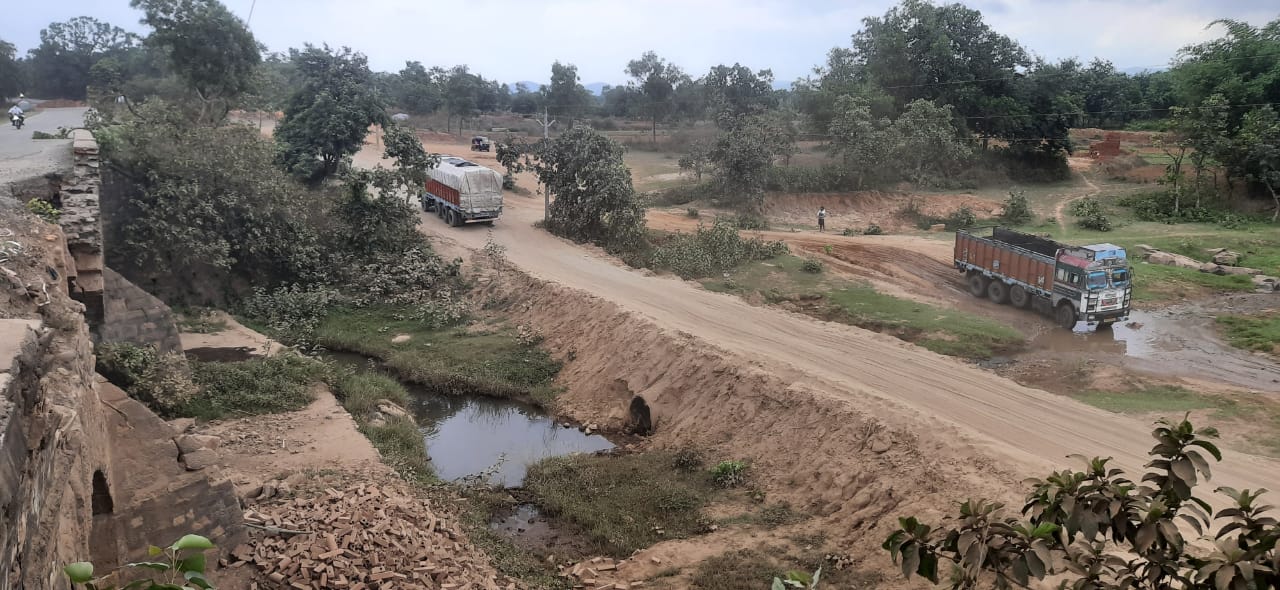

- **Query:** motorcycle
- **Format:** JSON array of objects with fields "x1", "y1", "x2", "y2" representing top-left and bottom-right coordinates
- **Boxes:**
[{"x1": 10, "y1": 113, "x2": 23, "y2": 130}]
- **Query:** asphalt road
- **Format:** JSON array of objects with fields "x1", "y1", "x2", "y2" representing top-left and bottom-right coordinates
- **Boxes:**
[{"x1": 0, "y1": 107, "x2": 88, "y2": 193}]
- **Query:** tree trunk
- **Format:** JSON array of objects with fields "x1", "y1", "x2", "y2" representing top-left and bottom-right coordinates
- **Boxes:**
[
  {"x1": 652, "y1": 116, "x2": 657, "y2": 145},
  {"x1": 1267, "y1": 182, "x2": 1279, "y2": 223}
]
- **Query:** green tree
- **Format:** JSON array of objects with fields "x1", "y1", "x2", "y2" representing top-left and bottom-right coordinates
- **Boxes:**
[
  {"x1": 364, "y1": 123, "x2": 438, "y2": 203},
  {"x1": 626, "y1": 51, "x2": 688, "y2": 143},
  {"x1": 827, "y1": 95, "x2": 897, "y2": 188},
  {"x1": 510, "y1": 82, "x2": 544, "y2": 115},
  {"x1": 1174, "y1": 18, "x2": 1280, "y2": 114},
  {"x1": 891, "y1": 99, "x2": 972, "y2": 185},
  {"x1": 132, "y1": 0, "x2": 260, "y2": 122},
  {"x1": 704, "y1": 63, "x2": 776, "y2": 123},
  {"x1": 545, "y1": 61, "x2": 593, "y2": 125},
  {"x1": 99, "y1": 101, "x2": 322, "y2": 305},
  {"x1": 677, "y1": 139, "x2": 713, "y2": 182},
  {"x1": 1236, "y1": 106, "x2": 1280, "y2": 221},
  {"x1": 0, "y1": 39, "x2": 23, "y2": 98},
  {"x1": 393, "y1": 60, "x2": 443, "y2": 115},
  {"x1": 275, "y1": 44, "x2": 388, "y2": 184},
  {"x1": 531, "y1": 125, "x2": 645, "y2": 250},
  {"x1": 442, "y1": 65, "x2": 483, "y2": 134},
  {"x1": 709, "y1": 114, "x2": 793, "y2": 211},
  {"x1": 883, "y1": 417, "x2": 1280, "y2": 590},
  {"x1": 26, "y1": 17, "x2": 139, "y2": 99}
]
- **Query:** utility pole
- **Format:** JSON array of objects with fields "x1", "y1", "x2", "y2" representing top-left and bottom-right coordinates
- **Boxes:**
[{"x1": 535, "y1": 107, "x2": 555, "y2": 140}]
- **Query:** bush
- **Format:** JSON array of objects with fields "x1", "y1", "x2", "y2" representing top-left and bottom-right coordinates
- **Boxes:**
[
  {"x1": 686, "y1": 207, "x2": 700, "y2": 218},
  {"x1": 801, "y1": 258, "x2": 824, "y2": 273},
  {"x1": 25, "y1": 198, "x2": 60, "y2": 223},
  {"x1": 730, "y1": 214, "x2": 769, "y2": 231},
  {"x1": 711, "y1": 460, "x2": 748, "y2": 488},
  {"x1": 863, "y1": 224, "x2": 884, "y2": 235},
  {"x1": 764, "y1": 165, "x2": 858, "y2": 193},
  {"x1": 1070, "y1": 198, "x2": 1112, "y2": 231},
  {"x1": 186, "y1": 353, "x2": 327, "y2": 420},
  {"x1": 650, "y1": 220, "x2": 789, "y2": 279},
  {"x1": 999, "y1": 191, "x2": 1034, "y2": 225},
  {"x1": 946, "y1": 206, "x2": 977, "y2": 230},
  {"x1": 96, "y1": 343, "x2": 197, "y2": 417},
  {"x1": 331, "y1": 370, "x2": 410, "y2": 419},
  {"x1": 673, "y1": 448, "x2": 704, "y2": 472},
  {"x1": 1116, "y1": 191, "x2": 1258, "y2": 228},
  {"x1": 241, "y1": 284, "x2": 340, "y2": 347}
]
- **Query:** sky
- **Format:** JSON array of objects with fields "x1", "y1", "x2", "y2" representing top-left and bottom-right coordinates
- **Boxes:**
[{"x1": 3, "y1": 0, "x2": 1276, "y2": 88}]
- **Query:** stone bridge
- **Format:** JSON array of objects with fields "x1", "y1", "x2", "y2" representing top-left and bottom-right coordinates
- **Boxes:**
[{"x1": 1, "y1": 111, "x2": 242, "y2": 589}]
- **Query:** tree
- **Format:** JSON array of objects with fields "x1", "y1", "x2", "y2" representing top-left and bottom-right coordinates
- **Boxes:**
[
  {"x1": 884, "y1": 417, "x2": 1280, "y2": 590},
  {"x1": 626, "y1": 51, "x2": 688, "y2": 143},
  {"x1": 709, "y1": 114, "x2": 793, "y2": 211},
  {"x1": 0, "y1": 39, "x2": 24, "y2": 98},
  {"x1": 275, "y1": 44, "x2": 388, "y2": 184},
  {"x1": 511, "y1": 82, "x2": 544, "y2": 115},
  {"x1": 891, "y1": 100, "x2": 972, "y2": 186},
  {"x1": 441, "y1": 65, "x2": 486, "y2": 134},
  {"x1": 530, "y1": 125, "x2": 645, "y2": 250},
  {"x1": 26, "y1": 17, "x2": 139, "y2": 99},
  {"x1": 1174, "y1": 18, "x2": 1280, "y2": 116},
  {"x1": 827, "y1": 95, "x2": 897, "y2": 188},
  {"x1": 392, "y1": 60, "x2": 443, "y2": 115},
  {"x1": 132, "y1": 0, "x2": 260, "y2": 122},
  {"x1": 545, "y1": 61, "x2": 593, "y2": 125},
  {"x1": 364, "y1": 123, "x2": 438, "y2": 203},
  {"x1": 704, "y1": 63, "x2": 776, "y2": 123},
  {"x1": 677, "y1": 139, "x2": 713, "y2": 182},
  {"x1": 1236, "y1": 106, "x2": 1280, "y2": 221}
]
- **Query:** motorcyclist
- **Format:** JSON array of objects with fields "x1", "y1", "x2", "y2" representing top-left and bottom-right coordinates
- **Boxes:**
[{"x1": 8, "y1": 104, "x2": 23, "y2": 128}]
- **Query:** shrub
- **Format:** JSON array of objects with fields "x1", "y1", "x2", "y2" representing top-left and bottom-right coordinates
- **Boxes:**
[
  {"x1": 65, "y1": 534, "x2": 217, "y2": 590},
  {"x1": 25, "y1": 198, "x2": 60, "y2": 223},
  {"x1": 801, "y1": 258, "x2": 824, "y2": 273},
  {"x1": 241, "y1": 284, "x2": 340, "y2": 347},
  {"x1": 686, "y1": 207, "x2": 700, "y2": 218},
  {"x1": 96, "y1": 343, "x2": 197, "y2": 417},
  {"x1": 711, "y1": 460, "x2": 748, "y2": 488},
  {"x1": 863, "y1": 224, "x2": 884, "y2": 235},
  {"x1": 1070, "y1": 198, "x2": 1112, "y2": 231},
  {"x1": 946, "y1": 206, "x2": 977, "y2": 230},
  {"x1": 650, "y1": 220, "x2": 789, "y2": 279},
  {"x1": 999, "y1": 190, "x2": 1033, "y2": 225},
  {"x1": 730, "y1": 214, "x2": 769, "y2": 231},
  {"x1": 764, "y1": 165, "x2": 857, "y2": 193},
  {"x1": 673, "y1": 448, "x2": 704, "y2": 472},
  {"x1": 185, "y1": 353, "x2": 327, "y2": 419},
  {"x1": 1116, "y1": 191, "x2": 1258, "y2": 228}
]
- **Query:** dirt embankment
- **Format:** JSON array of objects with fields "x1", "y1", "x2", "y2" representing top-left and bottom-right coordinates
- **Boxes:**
[{"x1": 472, "y1": 267, "x2": 1025, "y2": 580}]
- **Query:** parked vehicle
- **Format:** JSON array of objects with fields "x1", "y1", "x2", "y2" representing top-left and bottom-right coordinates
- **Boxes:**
[
  {"x1": 470, "y1": 136, "x2": 491, "y2": 152},
  {"x1": 954, "y1": 227, "x2": 1132, "y2": 329},
  {"x1": 419, "y1": 156, "x2": 503, "y2": 226}
]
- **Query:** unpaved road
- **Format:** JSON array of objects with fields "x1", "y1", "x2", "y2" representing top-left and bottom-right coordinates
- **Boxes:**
[{"x1": 414, "y1": 191, "x2": 1280, "y2": 507}]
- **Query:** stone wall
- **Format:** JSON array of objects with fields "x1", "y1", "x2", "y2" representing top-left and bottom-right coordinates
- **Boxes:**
[
  {"x1": 98, "y1": 268, "x2": 183, "y2": 355},
  {"x1": 60, "y1": 130, "x2": 104, "y2": 327}
]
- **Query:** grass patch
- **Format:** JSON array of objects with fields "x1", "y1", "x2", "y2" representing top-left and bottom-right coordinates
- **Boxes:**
[
  {"x1": 704, "y1": 256, "x2": 1023, "y2": 359},
  {"x1": 358, "y1": 415, "x2": 435, "y2": 485},
  {"x1": 1217, "y1": 312, "x2": 1280, "y2": 354},
  {"x1": 524, "y1": 452, "x2": 717, "y2": 557},
  {"x1": 690, "y1": 547, "x2": 882, "y2": 590},
  {"x1": 331, "y1": 370, "x2": 411, "y2": 419},
  {"x1": 174, "y1": 307, "x2": 228, "y2": 333},
  {"x1": 316, "y1": 306, "x2": 562, "y2": 405},
  {"x1": 1076, "y1": 385, "x2": 1239, "y2": 415},
  {"x1": 185, "y1": 354, "x2": 327, "y2": 420},
  {"x1": 1130, "y1": 263, "x2": 1255, "y2": 303}
]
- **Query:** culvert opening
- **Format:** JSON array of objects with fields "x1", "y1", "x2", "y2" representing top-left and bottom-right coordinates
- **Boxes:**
[
  {"x1": 628, "y1": 396, "x2": 652, "y2": 435},
  {"x1": 91, "y1": 470, "x2": 113, "y2": 515}
]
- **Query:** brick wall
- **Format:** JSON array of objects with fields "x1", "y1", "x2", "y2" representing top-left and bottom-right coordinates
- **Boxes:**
[
  {"x1": 62, "y1": 130, "x2": 105, "y2": 325},
  {"x1": 98, "y1": 267, "x2": 183, "y2": 355}
]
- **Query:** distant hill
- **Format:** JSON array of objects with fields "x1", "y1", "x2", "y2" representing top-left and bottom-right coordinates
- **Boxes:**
[{"x1": 510, "y1": 81, "x2": 610, "y2": 95}]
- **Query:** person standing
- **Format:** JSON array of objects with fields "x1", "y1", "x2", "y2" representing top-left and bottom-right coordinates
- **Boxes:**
[{"x1": 817, "y1": 206, "x2": 827, "y2": 232}]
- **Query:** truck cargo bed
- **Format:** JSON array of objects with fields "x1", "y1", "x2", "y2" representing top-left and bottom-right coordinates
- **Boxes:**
[{"x1": 954, "y1": 228, "x2": 1057, "y2": 294}]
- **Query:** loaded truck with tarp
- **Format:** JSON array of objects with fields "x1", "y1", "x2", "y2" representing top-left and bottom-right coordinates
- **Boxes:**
[
  {"x1": 419, "y1": 156, "x2": 503, "y2": 226},
  {"x1": 954, "y1": 227, "x2": 1133, "y2": 329}
]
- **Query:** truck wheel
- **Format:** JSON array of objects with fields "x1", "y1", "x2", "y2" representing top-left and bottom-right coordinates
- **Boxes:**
[
  {"x1": 1055, "y1": 304, "x2": 1077, "y2": 330},
  {"x1": 967, "y1": 274, "x2": 990, "y2": 298},
  {"x1": 1009, "y1": 286, "x2": 1030, "y2": 308},
  {"x1": 987, "y1": 281, "x2": 1010, "y2": 304},
  {"x1": 450, "y1": 210, "x2": 464, "y2": 227},
  {"x1": 445, "y1": 210, "x2": 457, "y2": 226}
]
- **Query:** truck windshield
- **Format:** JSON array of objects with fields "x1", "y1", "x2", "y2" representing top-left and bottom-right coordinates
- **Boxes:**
[
  {"x1": 1086, "y1": 271, "x2": 1108, "y2": 289},
  {"x1": 1111, "y1": 268, "x2": 1130, "y2": 287}
]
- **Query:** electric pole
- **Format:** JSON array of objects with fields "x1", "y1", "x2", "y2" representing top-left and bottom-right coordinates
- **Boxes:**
[{"x1": 535, "y1": 107, "x2": 555, "y2": 140}]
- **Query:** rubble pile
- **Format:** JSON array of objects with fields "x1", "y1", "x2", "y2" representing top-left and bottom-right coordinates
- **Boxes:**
[{"x1": 234, "y1": 483, "x2": 511, "y2": 590}]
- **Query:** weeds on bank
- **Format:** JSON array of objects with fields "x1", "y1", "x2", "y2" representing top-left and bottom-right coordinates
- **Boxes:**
[
  {"x1": 1217, "y1": 312, "x2": 1280, "y2": 354},
  {"x1": 524, "y1": 452, "x2": 718, "y2": 557}
]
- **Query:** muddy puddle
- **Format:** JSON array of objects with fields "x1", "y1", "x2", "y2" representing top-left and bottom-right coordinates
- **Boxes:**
[
  {"x1": 1025, "y1": 307, "x2": 1280, "y2": 392},
  {"x1": 323, "y1": 352, "x2": 615, "y2": 487}
]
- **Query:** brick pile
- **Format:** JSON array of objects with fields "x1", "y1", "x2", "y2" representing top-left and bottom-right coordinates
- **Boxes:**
[
  {"x1": 559, "y1": 557, "x2": 650, "y2": 589},
  {"x1": 233, "y1": 483, "x2": 513, "y2": 590}
]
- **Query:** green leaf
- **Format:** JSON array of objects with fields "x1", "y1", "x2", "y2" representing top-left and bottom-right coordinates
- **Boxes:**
[
  {"x1": 65, "y1": 562, "x2": 95, "y2": 584},
  {"x1": 1190, "y1": 440, "x2": 1223, "y2": 461},
  {"x1": 178, "y1": 554, "x2": 206, "y2": 574},
  {"x1": 171, "y1": 535, "x2": 214, "y2": 552},
  {"x1": 183, "y1": 571, "x2": 213, "y2": 589},
  {"x1": 148, "y1": 546, "x2": 164, "y2": 558},
  {"x1": 901, "y1": 543, "x2": 921, "y2": 579},
  {"x1": 771, "y1": 579, "x2": 786, "y2": 590},
  {"x1": 122, "y1": 580, "x2": 153, "y2": 590}
]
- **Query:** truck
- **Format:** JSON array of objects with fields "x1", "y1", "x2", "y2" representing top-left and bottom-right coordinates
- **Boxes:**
[
  {"x1": 954, "y1": 227, "x2": 1133, "y2": 329},
  {"x1": 419, "y1": 156, "x2": 503, "y2": 227}
]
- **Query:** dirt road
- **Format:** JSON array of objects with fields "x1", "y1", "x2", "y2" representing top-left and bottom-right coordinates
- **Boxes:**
[{"x1": 413, "y1": 191, "x2": 1280, "y2": 510}]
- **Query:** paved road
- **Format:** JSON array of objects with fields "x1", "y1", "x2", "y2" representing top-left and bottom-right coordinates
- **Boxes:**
[{"x1": 0, "y1": 107, "x2": 88, "y2": 192}]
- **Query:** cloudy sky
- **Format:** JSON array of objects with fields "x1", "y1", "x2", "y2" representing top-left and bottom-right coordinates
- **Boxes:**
[{"x1": 4, "y1": 0, "x2": 1276, "y2": 87}]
